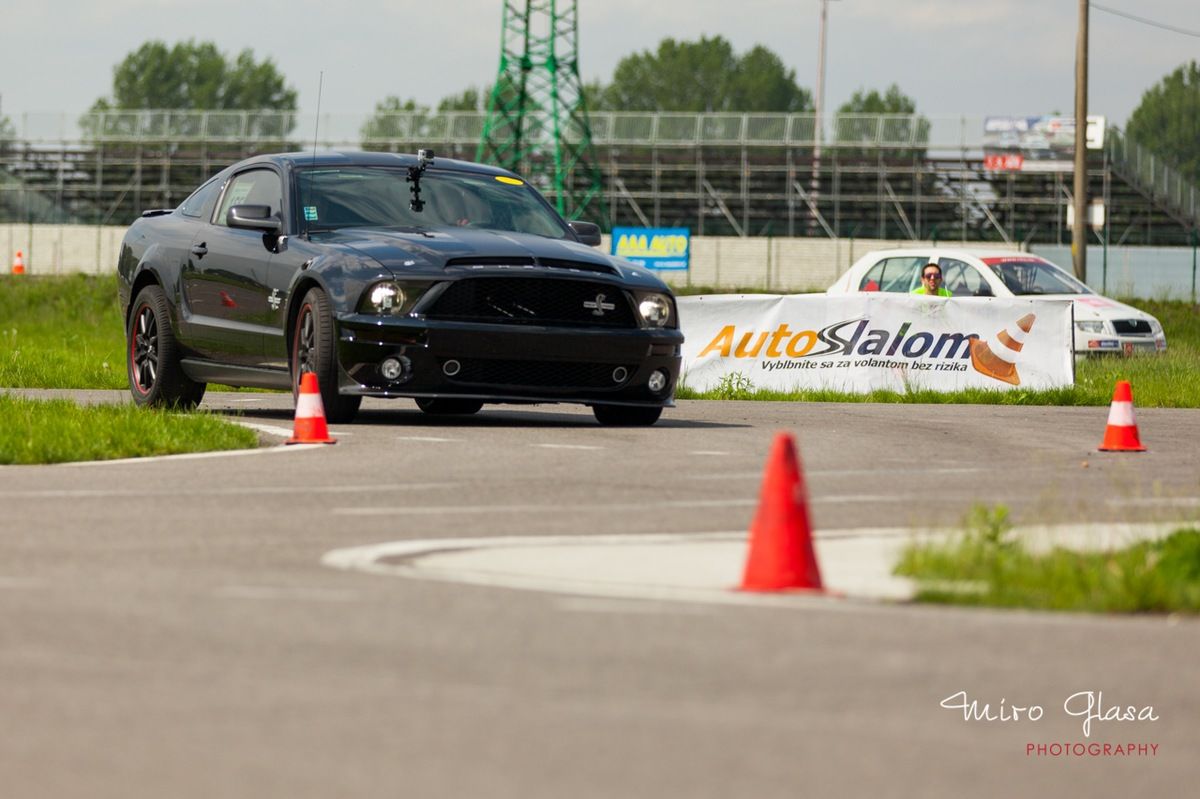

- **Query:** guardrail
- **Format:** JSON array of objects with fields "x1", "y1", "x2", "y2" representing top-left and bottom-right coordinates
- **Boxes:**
[
  {"x1": 1106, "y1": 127, "x2": 1199, "y2": 227},
  {"x1": 14, "y1": 110, "x2": 977, "y2": 150}
]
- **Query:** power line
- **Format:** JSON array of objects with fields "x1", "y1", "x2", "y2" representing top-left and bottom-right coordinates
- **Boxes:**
[{"x1": 1091, "y1": 2, "x2": 1200, "y2": 39}]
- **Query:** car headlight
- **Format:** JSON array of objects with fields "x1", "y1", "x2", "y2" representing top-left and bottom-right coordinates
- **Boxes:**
[
  {"x1": 359, "y1": 281, "x2": 425, "y2": 316},
  {"x1": 1075, "y1": 320, "x2": 1107, "y2": 334},
  {"x1": 636, "y1": 293, "x2": 672, "y2": 328}
]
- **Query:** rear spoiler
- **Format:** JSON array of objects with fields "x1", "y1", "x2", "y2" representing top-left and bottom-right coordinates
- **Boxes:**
[{"x1": 140, "y1": 208, "x2": 174, "y2": 218}]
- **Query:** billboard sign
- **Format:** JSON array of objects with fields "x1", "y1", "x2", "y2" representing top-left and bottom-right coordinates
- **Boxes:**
[
  {"x1": 678, "y1": 294, "x2": 1074, "y2": 393},
  {"x1": 611, "y1": 227, "x2": 690, "y2": 271},
  {"x1": 982, "y1": 115, "x2": 1105, "y2": 173}
]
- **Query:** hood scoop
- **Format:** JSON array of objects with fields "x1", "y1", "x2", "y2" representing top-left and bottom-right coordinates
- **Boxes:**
[{"x1": 445, "y1": 256, "x2": 618, "y2": 276}]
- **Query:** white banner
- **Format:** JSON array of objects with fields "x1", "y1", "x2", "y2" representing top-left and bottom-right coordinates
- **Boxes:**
[{"x1": 678, "y1": 294, "x2": 1074, "y2": 393}]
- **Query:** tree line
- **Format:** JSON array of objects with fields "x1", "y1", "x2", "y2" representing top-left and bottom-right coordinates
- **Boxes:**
[{"x1": 2, "y1": 37, "x2": 1197, "y2": 187}]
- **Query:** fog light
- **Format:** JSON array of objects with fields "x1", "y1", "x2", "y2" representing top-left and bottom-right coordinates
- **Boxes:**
[
  {"x1": 612, "y1": 366, "x2": 629, "y2": 383},
  {"x1": 442, "y1": 359, "x2": 461, "y2": 377},
  {"x1": 647, "y1": 369, "x2": 669, "y2": 394},
  {"x1": 380, "y1": 355, "x2": 411, "y2": 382}
]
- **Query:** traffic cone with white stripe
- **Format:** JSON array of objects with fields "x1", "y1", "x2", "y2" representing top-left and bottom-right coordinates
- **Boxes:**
[
  {"x1": 970, "y1": 313, "x2": 1036, "y2": 386},
  {"x1": 1098, "y1": 380, "x2": 1145, "y2": 452},
  {"x1": 287, "y1": 372, "x2": 336, "y2": 445},
  {"x1": 11, "y1": 250, "x2": 26, "y2": 275}
]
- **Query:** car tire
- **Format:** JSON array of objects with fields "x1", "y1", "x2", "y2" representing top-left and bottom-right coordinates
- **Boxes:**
[
  {"x1": 592, "y1": 404, "x2": 663, "y2": 426},
  {"x1": 292, "y1": 287, "x2": 362, "y2": 424},
  {"x1": 415, "y1": 398, "x2": 484, "y2": 415},
  {"x1": 127, "y1": 284, "x2": 206, "y2": 409}
]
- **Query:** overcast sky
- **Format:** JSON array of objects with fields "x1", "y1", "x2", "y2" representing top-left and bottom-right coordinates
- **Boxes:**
[{"x1": 3, "y1": 0, "x2": 1197, "y2": 128}]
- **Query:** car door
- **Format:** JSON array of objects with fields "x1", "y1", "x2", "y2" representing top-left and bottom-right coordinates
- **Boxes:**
[
  {"x1": 938, "y1": 257, "x2": 994, "y2": 297},
  {"x1": 182, "y1": 167, "x2": 283, "y2": 367},
  {"x1": 857, "y1": 256, "x2": 925, "y2": 292}
]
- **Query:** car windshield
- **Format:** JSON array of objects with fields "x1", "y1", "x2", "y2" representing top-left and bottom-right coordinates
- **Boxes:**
[
  {"x1": 294, "y1": 166, "x2": 570, "y2": 239},
  {"x1": 982, "y1": 258, "x2": 1093, "y2": 295}
]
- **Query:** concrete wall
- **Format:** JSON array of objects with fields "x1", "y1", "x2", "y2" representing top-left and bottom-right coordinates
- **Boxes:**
[
  {"x1": 2, "y1": 224, "x2": 126, "y2": 276},
  {"x1": 612, "y1": 236, "x2": 1018, "y2": 294},
  {"x1": 3, "y1": 223, "x2": 1020, "y2": 292}
]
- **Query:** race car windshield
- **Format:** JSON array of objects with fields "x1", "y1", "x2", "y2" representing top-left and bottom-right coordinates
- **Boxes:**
[
  {"x1": 295, "y1": 167, "x2": 571, "y2": 239},
  {"x1": 984, "y1": 259, "x2": 1093, "y2": 295}
]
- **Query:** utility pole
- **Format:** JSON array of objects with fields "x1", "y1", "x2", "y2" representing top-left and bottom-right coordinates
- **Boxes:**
[
  {"x1": 810, "y1": 0, "x2": 834, "y2": 233},
  {"x1": 1072, "y1": 0, "x2": 1089, "y2": 281}
]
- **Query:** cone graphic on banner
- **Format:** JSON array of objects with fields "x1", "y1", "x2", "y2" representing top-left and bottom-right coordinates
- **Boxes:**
[
  {"x1": 287, "y1": 372, "x2": 336, "y2": 445},
  {"x1": 1098, "y1": 380, "x2": 1146, "y2": 452},
  {"x1": 970, "y1": 313, "x2": 1036, "y2": 386},
  {"x1": 11, "y1": 250, "x2": 25, "y2": 275},
  {"x1": 739, "y1": 432, "x2": 824, "y2": 592}
]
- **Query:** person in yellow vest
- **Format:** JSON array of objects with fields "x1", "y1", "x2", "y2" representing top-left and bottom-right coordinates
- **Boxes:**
[{"x1": 912, "y1": 263, "x2": 952, "y2": 296}]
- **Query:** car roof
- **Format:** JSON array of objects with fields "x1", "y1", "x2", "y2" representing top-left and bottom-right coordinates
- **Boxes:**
[
  {"x1": 859, "y1": 247, "x2": 1048, "y2": 262},
  {"x1": 229, "y1": 150, "x2": 520, "y2": 178}
]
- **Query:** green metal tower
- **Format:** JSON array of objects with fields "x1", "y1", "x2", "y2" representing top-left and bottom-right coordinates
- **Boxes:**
[{"x1": 477, "y1": 0, "x2": 606, "y2": 223}]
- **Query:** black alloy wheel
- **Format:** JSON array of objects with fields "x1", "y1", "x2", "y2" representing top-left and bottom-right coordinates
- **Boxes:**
[
  {"x1": 415, "y1": 398, "x2": 484, "y2": 416},
  {"x1": 592, "y1": 404, "x2": 663, "y2": 426},
  {"x1": 291, "y1": 287, "x2": 362, "y2": 424},
  {"x1": 127, "y1": 284, "x2": 206, "y2": 409}
]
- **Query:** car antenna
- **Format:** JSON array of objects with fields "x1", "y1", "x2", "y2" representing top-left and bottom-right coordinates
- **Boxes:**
[{"x1": 303, "y1": 71, "x2": 324, "y2": 240}]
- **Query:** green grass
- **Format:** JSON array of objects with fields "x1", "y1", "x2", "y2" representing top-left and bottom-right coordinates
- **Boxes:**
[
  {"x1": 2, "y1": 275, "x2": 1198, "y2": 406},
  {"x1": 0, "y1": 275, "x2": 259, "y2": 464},
  {"x1": 896, "y1": 505, "x2": 1200, "y2": 613},
  {"x1": 0, "y1": 273, "x2": 126, "y2": 389},
  {"x1": 0, "y1": 394, "x2": 258, "y2": 465},
  {"x1": 0, "y1": 274, "x2": 267, "y2": 392}
]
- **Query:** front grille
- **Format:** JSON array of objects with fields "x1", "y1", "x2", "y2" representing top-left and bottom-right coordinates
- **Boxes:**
[
  {"x1": 426, "y1": 278, "x2": 637, "y2": 328},
  {"x1": 1112, "y1": 319, "x2": 1152, "y2": 336},
  {"x1": 444, "y1": 358, "x2": 631, "y2": 389}
]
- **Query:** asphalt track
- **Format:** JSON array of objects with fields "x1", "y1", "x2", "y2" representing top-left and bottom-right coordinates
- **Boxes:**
[{"x1": 2, "y1": 390, "x2": 1198, "y2": 798}]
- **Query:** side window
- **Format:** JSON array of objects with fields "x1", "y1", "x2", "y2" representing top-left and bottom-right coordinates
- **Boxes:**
[
  {"x1": 216, "y1": 169, "x2": 282, "y2": 227},
  {"x1": 861, "y1": 257, "x2": 924, "y2": 293},
  {"x1": 858, "y1": 260, "x2": 886, "y2": 291},
  {"x1": 178, "y1": 177, "x2": 222, "y2": 219},
  {"x1": 940, "y1": 258, "x2": 993, "y2": 297}
]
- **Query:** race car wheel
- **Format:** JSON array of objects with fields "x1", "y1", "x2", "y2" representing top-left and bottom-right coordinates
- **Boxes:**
[
  {"x1": 127, "y1": 284, "x2": 206, "y2": 409},
  {"x1": 415, "y1": 398, "x2": 484, "y2": 415},
  {"x1": 592, "y1": 405, "x2": 663, "y2": 426},
  {"x1": 292, "y1": 287, "x2": 362, "y2": 424}
]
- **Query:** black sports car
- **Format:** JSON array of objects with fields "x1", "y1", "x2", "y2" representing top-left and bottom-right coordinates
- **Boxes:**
[{"x1": 118, "y1": 150, "x2": 683, "y2": 425}]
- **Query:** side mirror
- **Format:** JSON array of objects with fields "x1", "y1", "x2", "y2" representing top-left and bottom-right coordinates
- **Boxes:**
[
  {"x1": 568, "y1": 220, "x2": 602, "y2": 247},
  {"x1": 227, "y1": 204, "x2": 283, "y2": 234}
]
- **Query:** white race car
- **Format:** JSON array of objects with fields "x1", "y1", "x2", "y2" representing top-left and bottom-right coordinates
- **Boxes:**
[{"x1": 826, "y1": 248, "x2": 1166, "y2": 356}]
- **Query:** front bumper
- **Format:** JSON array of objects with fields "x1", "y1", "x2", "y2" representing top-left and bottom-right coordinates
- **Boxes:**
[
  {"x1": 1075, "y1": 332, "x2": 1167, "y2": 355},
  {"x1": 335, "y1": 314, "x2": 684, "y2": 406}
]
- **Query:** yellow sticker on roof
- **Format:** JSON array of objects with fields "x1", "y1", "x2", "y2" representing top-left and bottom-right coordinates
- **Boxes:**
[{"x1": 495, "y1": 176, "x2": 524, "y2": 185}]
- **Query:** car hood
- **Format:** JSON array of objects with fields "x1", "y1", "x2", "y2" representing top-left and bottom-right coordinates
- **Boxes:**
[
  {"x1": 1039, "y1": 294, "x2": 1157, "y2": 322},
  {"x1": 319, "y1": 226, "x2": 670, "y2": 290}
]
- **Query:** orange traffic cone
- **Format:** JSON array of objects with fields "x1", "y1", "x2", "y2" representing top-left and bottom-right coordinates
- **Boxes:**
[
  {"x1": 740, "y1": 432, "x2": 824, "y2": 592},
  {"x1": 970, "y1": 313, "x2": 1036, "y2": 386},
  {"x1": 287, "y1": 372, "x2": 336, "y2": 445},
  {"x1": 1098, "y1": 380, "x2": 1145, "y2": 452},
  {"x1": 11, "y1": 250, "x2": 26, "y2": 275}
]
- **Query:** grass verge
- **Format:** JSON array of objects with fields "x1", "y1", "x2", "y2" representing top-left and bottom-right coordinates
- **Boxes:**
[
  {"x1": 895, "y1": 505, "x2": 1200, "y2": 613},
  {"x1": 0, "y1": 394, "x2": 258, "y2": 465},
  {"x1": 1, "y1": 273, "x2": 126, "y2": 389},
  {"x1": 3, "y1": 275, "x2": 1198, "y2": 406}
]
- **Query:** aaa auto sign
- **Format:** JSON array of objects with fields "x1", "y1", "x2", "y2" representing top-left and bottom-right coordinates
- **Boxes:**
[
  {"x1": 678, "y1": 294, "x2": 1074, "y2": 392},
  {"x1": 611, "y1": 227, "x2": 690, "y2": 270}
]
